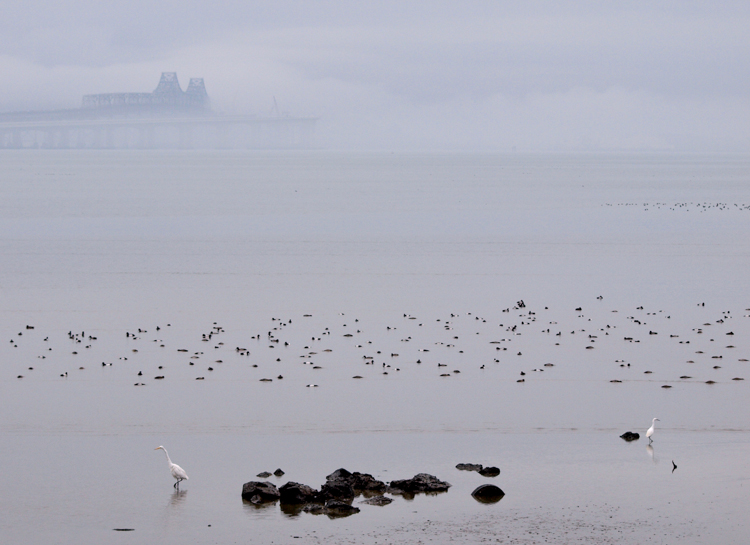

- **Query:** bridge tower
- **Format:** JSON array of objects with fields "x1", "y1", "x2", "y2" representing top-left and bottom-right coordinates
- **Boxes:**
[
  {"x1": 153, "y1": 72, "x2": 183, "y2": 95},
  {"x1": 186, "y1": 78, "x2": 209, "y2": 108}
]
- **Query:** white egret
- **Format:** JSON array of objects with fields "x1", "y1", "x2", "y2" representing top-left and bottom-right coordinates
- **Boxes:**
[
  {"x1": 155, "y1": 446, "x2": 189, "y2": 488},
  {"x1": 646, "y1": 418, "x2": 659, "y2": 444}
]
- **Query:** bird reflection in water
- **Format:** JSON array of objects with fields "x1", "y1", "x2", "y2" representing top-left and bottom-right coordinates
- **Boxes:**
[
  {"x1": 646, "y1": 444, "x2": 658, "y2": 464},
  {"x1": 168, "y1": 489, "x2": 188, "y2": 508}
]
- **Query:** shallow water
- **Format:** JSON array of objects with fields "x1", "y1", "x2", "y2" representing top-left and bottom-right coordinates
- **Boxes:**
[{"x1": 1, "y1": 150, "x2": 749, "y2": 543}]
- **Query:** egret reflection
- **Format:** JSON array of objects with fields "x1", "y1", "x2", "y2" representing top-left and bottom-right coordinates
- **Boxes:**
[
  {"x1": 169, "y1": 489, "x2": 188, "y2": 508},
  {"x1": 646, "y1": 444, "x2": 658, "y2": 464}
]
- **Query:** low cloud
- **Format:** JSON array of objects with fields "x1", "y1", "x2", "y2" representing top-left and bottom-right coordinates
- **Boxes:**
[{"x1": 1, "y1": 2, "x2": 748, "y2": 151}]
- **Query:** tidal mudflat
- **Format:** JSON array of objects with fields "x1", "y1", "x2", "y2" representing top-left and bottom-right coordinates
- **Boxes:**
[{"x1": 1, "y1": 151, "x2": 749, "y2": 543}]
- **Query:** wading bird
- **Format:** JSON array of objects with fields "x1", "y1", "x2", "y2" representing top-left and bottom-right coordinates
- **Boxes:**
[
  {"x1": 155, "y1": 446, "x2": 189, "y2": 488},
  {"x1": 646, "y1": 418, "x2": 659, "y2": 444}
]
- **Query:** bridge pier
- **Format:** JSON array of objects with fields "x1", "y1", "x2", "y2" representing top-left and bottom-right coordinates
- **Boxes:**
[
  {"x1": 76, "y1": 129, "x2": 86, "y2": 149},
  {"x1": 41, "y1": 130, "x2": 54, "y2": 149},
  {"x1": 105, "y1": 127, "x2": 115, "y2": 149},
  {"x1": 58, "y1": 129, "x2": 70, "y2": 149},
  {"x1": 178, "y1": 125, "x2": 193, "y2": 149},
  {"x1": 138, "y1": 126, "x2": 155, "y2": 149},
  {"x1": 216, "y1": 124, "x2": 232, "y2": 149}
]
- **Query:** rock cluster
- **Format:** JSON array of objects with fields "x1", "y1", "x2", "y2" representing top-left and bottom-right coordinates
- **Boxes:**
[
  {"x1": 241, "y1": 468, "x2": 452, "y2": 516},
  {"x1": 620, "y1": 431, "x2": 640, "y2": 441}
]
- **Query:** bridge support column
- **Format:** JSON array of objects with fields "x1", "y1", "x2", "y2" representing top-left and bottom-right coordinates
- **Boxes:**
[
  {"x1": 93, "y1": 128, "x2": 103, "y2": 148},
  {"x1": 12, "y1": 130, "x2": 23, "y2": 149},
  {"x1": 42, "y1": 130, "x2": 54, "y2": 149},
  {"x1": 178, "y1": 125, "x2": 193, "y2": 149},
  {"x1": 216, "y1": 124, "x2": 232, "y2": 149},
  {"x1": 105, "y1": 127, "x2": 115, "y2": 149},
  {"x1": 138, "y1": 126, "x2": 155, "y2": 149},
  {"x1": 58, "y1": 129, "x2": 70, "y2": 149}
]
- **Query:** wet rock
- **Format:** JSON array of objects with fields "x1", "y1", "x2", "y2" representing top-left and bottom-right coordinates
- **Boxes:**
[
  {"x1": 350, "y1": 472, "x2": 386, "y2": 493},
  {"x1": 361, "y1": 495, "x2": 393, "y2": 506},
  {"x1": 620, "y1": 431, "x2": 640, "y2": 441},
  {"x1": 274, "y1": 468, "x2": 285, "y2": 476},
  {"x1": 241, "y1": 481, "x2": 280, "y2": 503},
  {"x1": 389, "y1": 473, "x2": 451, "y2": 494},
  {"x1": 478, "y1": 466, "x2": 500, "y2": 477},
  {"x1": 303, "y1": 500, "x2": 360, "y2": 518},
  {"x1": 317, "y1": 481, "x2": 355, "y2": 502},
  {"x1": 322, "y1": 500, "x2": 360, "y2": 517},
  {"x1": 326, "y1": 468, "x2": 353, "y2": 482},
  {"x1": 279, "y1": 482, "x2": 318, "y2": 505},
  {"x1": 256, "y1": 471, "x2": 272, "y2": 478},
  {"x1": 471, "y1": 484, "x2": 505, "y2": 503},
  {"x1": 325, "y1": 468, "x2": 387, "y2": 493},
  {"x1": 456, "y1": 463, "x2": 483, "y2": 471}
]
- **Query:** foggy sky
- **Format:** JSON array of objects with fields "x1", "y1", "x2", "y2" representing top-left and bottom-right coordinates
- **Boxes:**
[{"x1": 1, "y1": 1, "x2": 749, "y2": 151}]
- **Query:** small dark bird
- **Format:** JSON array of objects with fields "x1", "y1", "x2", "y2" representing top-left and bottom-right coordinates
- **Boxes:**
[{"x1": 672, "y1": 460, "x2": 677, "y2": 473}]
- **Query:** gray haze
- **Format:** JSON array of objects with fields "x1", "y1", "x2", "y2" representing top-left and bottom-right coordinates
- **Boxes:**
[{"x1": 1, "y1": 1, "x2": 749, "y2": 151}]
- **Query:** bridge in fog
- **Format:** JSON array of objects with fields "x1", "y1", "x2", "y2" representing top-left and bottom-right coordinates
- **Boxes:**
[{"x1": 0, "y1": 72, "x2": 316, "y2": 149}]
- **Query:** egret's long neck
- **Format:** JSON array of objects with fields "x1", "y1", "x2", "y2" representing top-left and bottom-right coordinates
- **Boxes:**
[{"x1": 162, "y1": 448, "x2": 172, "y2": 466}]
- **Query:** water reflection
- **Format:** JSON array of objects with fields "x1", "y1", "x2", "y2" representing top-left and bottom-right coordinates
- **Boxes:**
[
  {"x1": 280, "y1": 503, "x2": 305, "y2": 518},
  {"x1": 646, "y1": 444, "x2": 658, "y2": 464},
  {"x1": 472, "y1": 493, "x2": 505, "y2": 504},
  {"x1": 242, "y1": 498, "x2": 278, "y2": 519},
  {"x1": 168, "y1": 489, "x2": 189, "y2": 508},
  {"x1": 391, "y1": 490, "x2": 449, "y2": 501}
]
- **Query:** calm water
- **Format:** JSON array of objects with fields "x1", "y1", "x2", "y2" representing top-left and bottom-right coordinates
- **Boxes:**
[{"x1": 1, "y1": 150, "x2": 749, "y2": 543}]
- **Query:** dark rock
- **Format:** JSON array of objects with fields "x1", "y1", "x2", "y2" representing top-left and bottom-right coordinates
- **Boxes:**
[
  {"x1": 471, "y1": 484, "x2": 505, "y2": 503},
  {"x1": 256, "y1": 471, "x2": 272, "y2": 478},
  {"x1": 322, "y1": 500, "x2": 360, "y2": 517},
  {"x1": 302, "y1": 504, "x2": 325, "y2": 515},
  {"x1": 303, "y1": 500, "x2": 360, "y2": 518},
  {"x1": 326, "y1": 468, "x2": 352, "y2": 481},
  {"x1": 478, "y1": 466, "x2": 500, "y2": 477},
  {"x1": 325, "y1": 468, "x2": 387, "y2": 493},
  {"x1": 350, "y1": 472, "x2": 386, "y2": 492},
  {"x1": 620, "y1": 431, "x2": 640, "y2": 441},
  {"x1": 241, "y1": 481, "x2": 280, "y2": 503},
  {"x1": 274, "y1": 468, "x2": 285, "y2": 476},
  {"x1": 317, "y1": 481, "x2": 355, "y2": 502},
  {"x1": 456, "y1": 463, "x2": 483, "y2": 471},
  {"x1": 361, "y1": 495, "x2": 393, "y2": 506},
  {"x1": 389, "y1": 473, "x2": 451, "y2": 494},
  {"x1": 280, "y1": 482, "x2": 318, "y2": 505}
]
